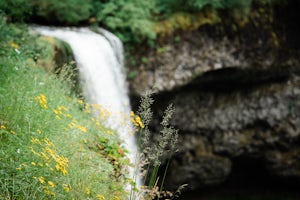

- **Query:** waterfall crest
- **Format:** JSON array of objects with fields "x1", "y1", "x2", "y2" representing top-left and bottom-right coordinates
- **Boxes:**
[{"x1": 32, "y1": 26, "x2": 140, "y2": 191}]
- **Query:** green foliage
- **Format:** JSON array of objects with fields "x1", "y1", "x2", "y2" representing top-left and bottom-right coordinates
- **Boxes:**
[
  {"x1": 33, "y1": 0, "x2": 92, "y2": 25},
  {"x1": 94, "y1": 0, "x2": 156, "y2": 43},
  {"x1": 0, "y1": 0, "x2": 33, "y2": 22},
  {"x1": 0, "y1": 0, "x2": 277, "y2": 45},
  {"x1": 156, "y1": 0, "x2": 252, "y2": 15},
  {"x1": 0, "y1": 0, "x2": 92, "y2": 24}
]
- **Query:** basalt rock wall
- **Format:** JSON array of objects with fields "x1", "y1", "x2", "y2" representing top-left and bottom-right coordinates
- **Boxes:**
[
  {"x1": 129, "y1": 0, "x2": 300, "y2": 192},
  {"x1": 148, "y1": 67, "x2": 300, "y2": 190}
]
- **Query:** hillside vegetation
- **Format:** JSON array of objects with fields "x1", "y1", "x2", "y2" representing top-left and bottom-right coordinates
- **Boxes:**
[
  {"x1": 0, "y1": 16, "x2": 130, "y2": 199},
  {"x1": 0, "y1": 14, "x2": 180, "y2": 199},
  {"x1": 0, "y1": 0, "x2": 279, "y2": 44}
]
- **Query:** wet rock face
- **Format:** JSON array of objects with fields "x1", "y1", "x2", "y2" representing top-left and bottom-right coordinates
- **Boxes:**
[
  {"x1": 163, "y1": 134, "x2": 232, "y2": 190},
  {"x1": 150, "y1": 70, "x2": 300, "y2": 191},
  {"x1": 130, "y1": 34, "x2": 245, "y2": 94},
  {"x1": 166, "y1": 152, "x2": 231, "y2": 190},
  {"x1": 128, "y1": 1, "x2": 300, "y2": 192},
  {"x1": 130, "y1": 67, "x2": 300, "y2": 191},
  {"x1": 148, "y1": 71, "x2": 300, "y2": 189}
]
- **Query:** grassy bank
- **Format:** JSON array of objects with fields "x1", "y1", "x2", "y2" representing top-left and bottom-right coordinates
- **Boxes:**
[{"x1": 0, "y1": 17, "x2": 130, "y2": 199}]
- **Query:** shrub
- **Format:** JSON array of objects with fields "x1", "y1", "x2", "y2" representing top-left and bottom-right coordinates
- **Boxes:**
[
  {"x1": 156, "y1": 0, "x2": 252, "y2": 14},
  {"x1": 32, "y1": 0, "x2": 93, "y2": 25},
  {"x1": 93, "y1": 0, "x2": 156, "y2": 43},
  {"x1": 0, "y1": 0, "x2": 33, "y2": 22}
]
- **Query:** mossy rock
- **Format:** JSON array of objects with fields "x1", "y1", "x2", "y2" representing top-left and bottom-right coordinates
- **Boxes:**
[{"x1": 34, "y1": 36, "x2": 74, "y2": 72}]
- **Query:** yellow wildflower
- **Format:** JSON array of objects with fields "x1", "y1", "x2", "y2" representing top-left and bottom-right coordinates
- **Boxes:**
[
  {"x1": 85, "y1": 187, "x2": 91, "y2": 195},
  {"x1": 44, "y1": 138, "x2": 54, "y2": 146},
  {"x1": 31, "y1": 162, "x2": 36, "y2": 166},
  {"x1": 41, "y1": 152, "x2": 49, "y2": 160},
  {"x1": 48, "y1": 181, "x2": 55, "y2": 188},
  {"x1": 58, "y1": 105, "x2": 68, "y2": 111},
  {"x1": 55, "y1": 162, "x2": 68, "y2": 175},
  {"x1": 96, "y1": 194, "x2": 105, "y2": 200},
  {"x1": 43, "y1": 186, "x2": 50, "y2": 195},
  {"x1": 76, "y1": 125, "x2": 87, "y2": 133},
  {"x1": 65, "y1": 113, "x2": 72, "y2": 118},
  {"x1": 39, "y1": 176, "x2": 45, "y2": 184},
  {"x1": 63, "y1": 184, "x2": 70, "y2": 193},
  {"x1": 8, "y1": 41, "x2": 19, "y2": 49},
  {"x1": 10, "y1": 130, "x2": 15, "y2": 134},
  {"x1": 134, "y1": 116, "x2": 144, "y2": 128},
  {"x1": 35, "y1": 94, "x2": 48, "y2": 109},
  {"x1": 55, "y1": 115, "x2": 61, "y2": 120},
  {"x1": 38, "y1": 162, "x2": 44, "y2": 167},
  {"x1": 52, "y1": 109, "x2": 59, "y2": 115},
  {"x1": 30, "y1": 137, "x2": 40, "y2": 144},
  {"x1": 37, "y1": 129, "x2": 42, "y2": 134},
  {"x1": 130, "y1": 111, "x2": 144, "y2": 128},
  {"x1": 30, "y1": 147, "x2": 40, "y2": 156}
]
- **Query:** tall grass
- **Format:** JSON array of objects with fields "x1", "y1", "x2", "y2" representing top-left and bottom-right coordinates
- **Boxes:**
[
  {"x1": 0, "y1": 18, "x2": 129, "y2": 199},
  {"x1": 129, "y1": 91, "x2": 187, "y2": 200}
]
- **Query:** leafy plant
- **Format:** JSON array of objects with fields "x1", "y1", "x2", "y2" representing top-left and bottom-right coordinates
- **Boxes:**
[
  {"x1": 94, "y1": 0, "x2": 156, "y2": 43},
  {"x1": 156, "y1": 0, "x2": 252, "y2": 14},
  {"x1": 0, "y1": 0, "x2": 33, "y2": 22},
  {"x1": 32, "y1": 0, "x2": 93, "y2": 25}
]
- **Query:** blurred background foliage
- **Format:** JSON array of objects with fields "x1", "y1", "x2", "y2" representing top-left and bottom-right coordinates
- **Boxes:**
[{"x1": 0, "y1": 0, "x2": 284, "y2": 44}]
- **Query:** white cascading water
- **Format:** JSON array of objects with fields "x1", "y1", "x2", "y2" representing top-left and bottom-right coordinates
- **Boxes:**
[{"x1": 32, "y1": 26, "x2": 141, "y2": 193}]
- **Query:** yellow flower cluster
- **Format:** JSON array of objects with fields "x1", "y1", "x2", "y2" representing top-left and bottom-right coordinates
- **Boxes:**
[
  {"x1": 52, "y1": 105, "x2": 69, "y2": 120},
  {"x1": 85, "y1": 188, "x2": 107, "y2": 199},
  {"x1": 37, "y1": 129, "x2": 42, "y2": 134},
  {"x1": 85, "y1": 187, "x2": 91, "y2": 195},
  {"x1": 30, "y1": 137, "x2": 69, "y2": 175},
  {"x1": 29, "y1": 137, "x2": 72, "y2": 196},
  {"x1": 32, "y1": 176, "x2": 58, "y2": 196},
  {"x1": 38, "y1": 176, "x2": 45, "y2": 184},
  {"x1": 67, "y1": 118, "x2": 88, "y2": 133},
  {"x1": 0, "y1": 124, "x2": 15, "y2": 134},
  {"x1": 35, "y1": 94, "x2": 48, "y2": 109},
  {"x1": 63, "y1": 184, "x2": 70, "y2": 193},
  {"x1": 68, "y1": 119, "x2": 87, "y2": 133},
  {"x1": 8, "y1": 41, "x2": 19, "y2": 49},
  {"x1": 16, "y1": 163, "x2": 27, "y2": 170},
  {"x1": 130, "y1": 111, "x2": 144, "y2": 129},
  {"x1": 96, "y1": 194, "x2": 105, "y2": 200},
  {"x1": 76, "y1": 124, "x2": 87, "y2": 133}
]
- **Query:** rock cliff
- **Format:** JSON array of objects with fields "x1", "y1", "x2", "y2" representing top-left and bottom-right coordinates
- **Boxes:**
[{"x1": 129, "y1": 0, "x2": 300, "y2": 192}]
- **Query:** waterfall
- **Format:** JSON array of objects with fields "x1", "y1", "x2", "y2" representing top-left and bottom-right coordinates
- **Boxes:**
[{"x1": 32, "y1": 26, "x2": 140, "y2": 192}]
